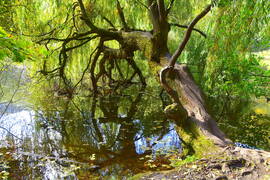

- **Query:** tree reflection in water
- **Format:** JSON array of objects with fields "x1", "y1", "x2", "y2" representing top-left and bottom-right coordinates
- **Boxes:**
[{"x1": 0, "y1": 82, "x2": 182, "y2": 179}]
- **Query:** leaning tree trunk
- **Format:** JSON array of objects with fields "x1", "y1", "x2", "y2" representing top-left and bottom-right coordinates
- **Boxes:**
[
  {"x1": 158, "y1": 59, "x2": 232, "y2": 157},
  {"x1": 147, "y1": 40, "x2": 270, "y2": 164},
  {"x1": 119, "y1": 30, "x2": 232, "y2": 157}
]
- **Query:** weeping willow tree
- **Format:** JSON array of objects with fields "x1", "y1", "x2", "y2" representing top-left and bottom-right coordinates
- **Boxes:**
[{"x1": 3, "y1": 0, "x2": 270, "y2": 165}]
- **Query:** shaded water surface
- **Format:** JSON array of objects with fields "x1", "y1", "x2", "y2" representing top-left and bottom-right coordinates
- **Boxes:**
[{"x1": 0, "y1": 74, "x2": 181, "y2": 179}]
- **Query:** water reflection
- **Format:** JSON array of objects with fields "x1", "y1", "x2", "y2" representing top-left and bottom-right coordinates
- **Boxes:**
[
  {"x1": 210, "y1": 96, "x2": 270, "y2": 150},
  {"x1": 135, "y1": 124, "x2": 181, "y2": 154},
  {"x1": 0, "y1": 83, "x2": 181, "y2": 179}
]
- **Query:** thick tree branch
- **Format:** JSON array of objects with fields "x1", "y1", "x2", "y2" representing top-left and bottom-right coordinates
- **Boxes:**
[
  {"x1": 90, "y1": 40, "x2": 104, "y2": 92},
  {"x1": 95, "y1": 56, "x2": 111, "y2": 83},
  {"x1": 159, "y1": 5, "x2": 212, "y2": 126},
  {"x1": 72, "y1": 2, "x2": 79, "y2": 31},
  {"x1": 77, "y1": 0, "x2": 98, "y2": 30},
  {"x1": 169, "y1": 5, "x2": 211, "y2": 67},
  {"x1": 103, "y1": 47, "x2": 130, "y2": 59},
  {"x1": 101, "y1": 46, "x2": 146, "y2": 86},
  {"x1": 59, "y1": 42, "x2": 70, "y2": 88},
  {"x1": 38, "y1": 67, "x2": 60, "y2": 76},
  {"x1": 159, "y1": 67, "x2": 181, "y2": 104},
  {"x1": 147, "y1": 0, "x2": 170, "y2": 60}
]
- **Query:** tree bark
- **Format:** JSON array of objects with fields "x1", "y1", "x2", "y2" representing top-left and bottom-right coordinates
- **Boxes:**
[{"x1": 117, "y1": 30, "x2": 228, "y2": 154}]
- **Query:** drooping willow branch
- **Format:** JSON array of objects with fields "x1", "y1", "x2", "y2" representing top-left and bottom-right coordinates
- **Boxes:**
[
  {"x1": 101, "y1": 15, "x2": 116, "y2": 30},
  {"x1": 126, "y1": 57, "x2": 146, "y2": 85},
  {"x1": 57, "y1": 35, "x2": 99, "y2": 90},
  {"x1": 134, "y1": 0, "x2": 149, "y2": 10},
  {"x1": 73, "y1": 46, "x2": 98, "y2": 89},
  {"x1": 170, "y1": 23, "x2": 207, "y2": 38},
  {"x1": 37, "y1": 30, "x2": 94, "y2": 43},
  {"x1": 11, "y1": 8, "x2": 72, "y2": 39},
  {"x1": 95, "y1": 46, "x2": 146, "y2": 87},
  {"x1": 166, "y1": 0, "x2": 175, "y2": 15},
  {"x1": 116, "y1": 0, "x2": 129, "y2": 31}
]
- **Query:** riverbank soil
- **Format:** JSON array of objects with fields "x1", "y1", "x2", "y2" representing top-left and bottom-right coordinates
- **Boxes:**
[{"x1": 133, "y1": 147, "x2": 270, "y2": 180}]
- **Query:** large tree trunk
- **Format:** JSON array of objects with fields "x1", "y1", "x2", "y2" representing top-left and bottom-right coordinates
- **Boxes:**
[
  {"x1": 158, "y1": 59, "x2": 232, "y2": 156},
  {"x1": 119, "y1": 30, "x2": 231, "y2": 157}
]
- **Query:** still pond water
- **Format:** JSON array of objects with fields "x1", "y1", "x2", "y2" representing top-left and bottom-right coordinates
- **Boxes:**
[{"x1": 0, "y1": 66, "x2": 181, "y2": 179}]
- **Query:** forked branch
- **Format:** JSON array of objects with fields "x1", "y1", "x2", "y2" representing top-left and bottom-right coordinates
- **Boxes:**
[
  {"x1": 77, "y1": 0, "x2": 120, "y2": 38},
  {"x1": 160, "y1": 4, "x2": 212, "y2": 107}
]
